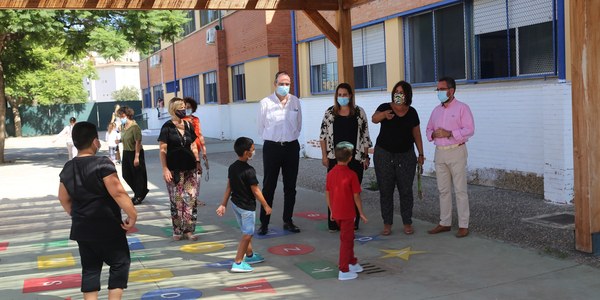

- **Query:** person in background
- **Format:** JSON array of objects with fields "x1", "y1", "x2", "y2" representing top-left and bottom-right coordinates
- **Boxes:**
[
  {"x1": 183, "y1": 97, "x2": 208, "y2": 206},
  {"x1": 117, "y1": 106, "x2": 149, "y2": 205},
  {"x1": 325, "y1": 141, "x2": 368, "y2": 281},
  {"x1": 426, "y1": 76, "x2": 475, "y2": 238},
  {"x1": 110, "y1": 104, "x2": 122, "y2": 163},
  {"x1": 216, "y1": 137, "x2": 272, "y2": 273},
  {"x1": 256, "y1": 71, "x2": 303, "y2": 235},
  {"x1": 105, "y1": 123, "x2": 121, "y2": 164},
  {"x1": 319, "y1": 83, "x2": 372, "y2": 231},
  {"x1": 58, "y1": 121, "x2": 137, "y2": 300},
  {"x1": 371, "y1": 81, "x2": 425, "y2": 236},
  {"x1": 158, "y1": 98, "x2": 202, "y2": 241},
  {"x1": 54, "y1": 117, "x2": 78, "y2": 160}
]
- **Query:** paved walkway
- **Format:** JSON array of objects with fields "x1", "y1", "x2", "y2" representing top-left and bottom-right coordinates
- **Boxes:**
[{"x1": 1, "y1": 135, "x2": 599, "y2": 299}]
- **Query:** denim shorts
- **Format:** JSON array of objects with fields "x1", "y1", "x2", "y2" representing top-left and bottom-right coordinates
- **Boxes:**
[{"x1": 231, "y1": 202, "x2": 256, "y2": 235}]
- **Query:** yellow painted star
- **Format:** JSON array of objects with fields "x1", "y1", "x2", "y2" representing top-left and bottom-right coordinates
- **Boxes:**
[{"x1": 380, "y1": 247, "x2": 426, "y2": 260}]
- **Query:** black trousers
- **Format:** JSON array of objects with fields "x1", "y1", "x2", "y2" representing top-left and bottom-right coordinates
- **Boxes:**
[
  {"x1": 327, "y1": 158, "x2": 364, "y2": 230},
  {"x1": 260, "y1": 140, "x2": 300, "y2": 226},
  {"x1": 373, "y1": 146, "x2": 417, "y2": 225},
  {"x1": 122, "y1": 149, "x2": 149, "y2": 200},
  {"x1": 77, "y1": 235, "x2": 130, "y2": 293}
]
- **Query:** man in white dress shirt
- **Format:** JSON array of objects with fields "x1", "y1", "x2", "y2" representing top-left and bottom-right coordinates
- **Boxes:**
[{"x1": 257, "y1": 71, "x2": 303, "y2": 235}]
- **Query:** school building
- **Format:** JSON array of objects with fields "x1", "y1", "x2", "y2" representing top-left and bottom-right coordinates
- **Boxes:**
[{"x1": 138, "y1": 0, "x2": 573, "y2": 203}]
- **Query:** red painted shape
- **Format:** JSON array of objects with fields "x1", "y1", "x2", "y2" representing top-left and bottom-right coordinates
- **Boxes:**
[
  {"x1": 293, "y1": 211, "x2": 328, "y2": 220},
  {"x1": 23, "y1": 274, "x2": 81, "y2": 293},
  {"x1": 268, "y1": 244, "x2": 315, "y2": 256},
  {"x1": 0, "y1": 242, "x2": 8, "y2": 251},
  {"x1": 127, "y1": 226, "x2": 139, "y2": 234},
  {"x1": 222, "y1": 279, "x2": 275, "y2": 294}
]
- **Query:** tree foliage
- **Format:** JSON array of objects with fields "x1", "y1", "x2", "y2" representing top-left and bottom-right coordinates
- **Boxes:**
[
  {"x1": 112, "y1": 86, "x2": 140, "y2": 101},
  {"x1": 0, "y1": 9, "x2": 190, "y2": 163}
]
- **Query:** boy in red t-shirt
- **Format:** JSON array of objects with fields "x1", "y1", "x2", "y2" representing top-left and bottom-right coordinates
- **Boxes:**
[{"x1": 325, "y1": 141, "x2": 368, "y2": 280}]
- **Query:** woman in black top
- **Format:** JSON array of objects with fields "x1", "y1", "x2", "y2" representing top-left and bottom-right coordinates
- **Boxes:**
[
  {"x1": 372, "y1": 81, "x2": 425, "y2": 236},
  {"x1": 320, "y1": 83, "x2": 372, "y2": 231},
  {"x1": 158, "y1": 98, "x2": 202, "y2": 241}
]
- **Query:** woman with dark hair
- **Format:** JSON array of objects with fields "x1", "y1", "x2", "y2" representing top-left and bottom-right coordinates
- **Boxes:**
[
  {"x1": 117, "y1": 106, "x2": 149, "y2": 205},
  {"x1": 371, "y1": 81, "x2": 425, "y2": 236},
  {"x1": 182, "y1": 97, "x2": 207, "y2": 162},
  {"x1": 320, "y1": 83, "x2": 372, "y2": 231}
]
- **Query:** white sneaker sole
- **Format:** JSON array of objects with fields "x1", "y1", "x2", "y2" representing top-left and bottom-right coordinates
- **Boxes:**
[{"x1": 231, "y1": 268, "x2": 253, "y2": 273}]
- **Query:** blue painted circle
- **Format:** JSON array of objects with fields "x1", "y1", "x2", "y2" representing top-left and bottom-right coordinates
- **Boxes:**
[{"x1": 141, "y1": 287, "x2": 202, "y2": 299}]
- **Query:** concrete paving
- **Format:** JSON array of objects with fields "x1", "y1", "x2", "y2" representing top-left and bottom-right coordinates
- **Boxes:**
[{"x1": 1, "y1": 134, "x2": 599, "y2": 300}]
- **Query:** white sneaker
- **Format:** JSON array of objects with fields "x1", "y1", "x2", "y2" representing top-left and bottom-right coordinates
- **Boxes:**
[
  {"x1": 349, "y1": 263, "x2": 363, "y2": 273},
  {"x1": 338, "y1": 270, "x2": 358, "y2": 280}
]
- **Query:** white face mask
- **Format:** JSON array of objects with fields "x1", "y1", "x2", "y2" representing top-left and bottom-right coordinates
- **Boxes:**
[{"x1": 249, "y1": 150, "x2": 256, "y2": 160}]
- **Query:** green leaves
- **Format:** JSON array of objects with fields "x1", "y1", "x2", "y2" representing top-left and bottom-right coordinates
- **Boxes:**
[{"x1": 112, "y1": 86, "x2": 140, "y2": 101}]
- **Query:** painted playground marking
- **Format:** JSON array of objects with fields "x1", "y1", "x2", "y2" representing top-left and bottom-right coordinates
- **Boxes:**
[
  {"x1": 129, "y1": 269, "x2": 174, "y2": 283},
  {"x1": 296, "y1": 260, "x2": 338, "y2": 279},
  {"x1": 294, "y1": 211, "x2": 328, "y2": 220},
  {"x1": 380, "y1": 247, "x2": 426, "y2": 260},
  {"x1": 23, "y1": 274, "x2": 81, "y2": 293},
  {"x1": 141, "y1": 287, "x2": 203, "y2": 299},
  {"x1": 222, "y1": 278, "x2": 275, "y2": 294},
  {"x1": 37, "y1": 253, "x2": 76, "y2": 269},
  {"x1": 268, "y1": 244, "x2": 314, "y2": 256},
  {"x1": 180, "y1": 242, "x2": 225, "y2": 254}
]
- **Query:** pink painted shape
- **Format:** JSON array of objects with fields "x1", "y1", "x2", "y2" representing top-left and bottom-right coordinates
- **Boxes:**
[
  {"x1": 222, "y1": 278, "x2": 275, "y2": 293},
  {"x1": 23, "y1": 274, "x2": 81, "y2": 293},
  {"x1": 0, "y1": 242, "x2": 8, "y2": 251}
]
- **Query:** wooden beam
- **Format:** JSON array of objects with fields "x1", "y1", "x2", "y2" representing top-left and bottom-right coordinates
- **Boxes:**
[
  {"x1": 571, "y1": 0, "x2": 600, "y2": 253},
  {"x1": 0, "y1": 0, "x2": 341, "y2": 10},
  {"x1": 342, "y1": 0, "x2": 375, "y2": 10},
  {"x1": 303, "y1": 9, "x2": 339, "y2": 48},
  {"x1": 336, "y1": 5, "x2": 353, "y2": 88}
]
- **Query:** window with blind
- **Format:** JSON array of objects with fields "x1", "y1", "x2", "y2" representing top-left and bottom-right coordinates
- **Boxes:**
[
  {"x1": 182, "y1": 76, "x2": 200, "y2": 103},
  {"x1": 203, "y1": 71, "x2": 218, "y2": 104},
  {"x1": 309, "y1": 38, "x2": 338, "y2": 93},
  {"x1": 353, "y1": 23, "x2": 387, "y2": 89},
  {"x1": 309, "y1": 23, "x2": 386, "y2": 93},
  {"x1": 142, "y1": 88, "x2": 152, "y2": 108},
  {"x1": 182, "y1": 11, "x2": 196, "y2": 36},
  {"x1": 152, "y1": 84, "x2": 164, "y2": 104},
  {"x1": 200, "y1": 10, "x2": 220, "y2": 27},
  {"x1": 232, "y1": 65, "x2": 246, "y2": 102},
  {"x1": 474, "y1": 0, "x2": 555, "y2": 78},
  {"x1": 406, "y1": 3, "x2": 466, "y2": 83}
]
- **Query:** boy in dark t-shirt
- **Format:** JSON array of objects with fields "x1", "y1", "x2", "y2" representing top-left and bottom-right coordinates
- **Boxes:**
[
  {"x1": 58, "y1": 122, "x2": 137, "y2": 300},
  {"x1": 216, "y1": 137, "x2": 272, "y2": 273},
  {"x1": 326, "y1": 141, "x2": 368, "y2": 281}
]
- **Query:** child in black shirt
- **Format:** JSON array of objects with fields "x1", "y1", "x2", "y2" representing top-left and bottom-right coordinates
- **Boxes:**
[
  {"x1": 216, "y1": 137, "x2": 272, "y2": 273},
  {"x1": 58, "y1": 122, "x2": 137, "y2": 300}
]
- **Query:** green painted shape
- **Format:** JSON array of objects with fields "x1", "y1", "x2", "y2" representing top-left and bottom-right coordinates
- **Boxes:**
[
  {"x1": 161, "y1": 226, "x2": 204, "y2": 237},
  {"x1": 46, "y1": 240, "x2": 69, "y2": 248},
  {"x1": 295, "y1": 260, "x2": 338, "y2": 280},
  {"x1": 317, "y1": 221, "x2": 329, "y2": 231},
  {"x1": 131, "y1": 252, "x2": 150, "y2": 261},
  {"x1": 223, "y1": 219, "x2": 240, "y2": 229}
]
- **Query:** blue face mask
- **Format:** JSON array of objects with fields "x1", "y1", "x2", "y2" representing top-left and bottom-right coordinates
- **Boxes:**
[
  {"x1": 120, "y1": 118, "x2": 127, "y2": 126},
  {"x1": 276, "y1": 85, "x2": 290, "y2": 97},
  {"x1": 437, "y1": 91, "x2": 449, "y2": 103},
  {"x1": 337, "y1": 97, "x2": 350, "y2": 106},
  {"x1": 185, "y1": 109, "x2": 193, "y2": 116}
]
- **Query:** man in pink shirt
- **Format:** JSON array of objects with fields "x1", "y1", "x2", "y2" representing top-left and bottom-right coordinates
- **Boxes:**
[{"x1": 425, "y1": 77, "x2": 475, "y2": 238}]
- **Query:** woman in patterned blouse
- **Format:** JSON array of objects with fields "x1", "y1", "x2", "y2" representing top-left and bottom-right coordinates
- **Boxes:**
[{"x1": 320, "y1": 83, "x2": 372, "y2": 232}]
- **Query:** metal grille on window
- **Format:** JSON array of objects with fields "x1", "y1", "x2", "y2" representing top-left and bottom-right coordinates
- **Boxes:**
[{"x1": 473, "y1": 0, "x2": 555, "y2": 78}]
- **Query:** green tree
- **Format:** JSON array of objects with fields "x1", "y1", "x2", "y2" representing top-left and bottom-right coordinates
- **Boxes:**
[
  {"x1": 0, "y1": 10, "x2": 188, "y2": 163},
  {"x1": 112, "y1": 86, "x2": 140, "y2": 101},
  {"x1": 5, "y1": 47, "x2": 98, "y2": 136}
]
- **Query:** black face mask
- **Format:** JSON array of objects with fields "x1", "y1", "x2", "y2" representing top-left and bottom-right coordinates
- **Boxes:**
[{"x1": 175, "y1": 109, "x2": 186, "y2": 119}]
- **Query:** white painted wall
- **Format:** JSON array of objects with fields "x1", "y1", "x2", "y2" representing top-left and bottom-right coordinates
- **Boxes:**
[{"x1": 143, "y1": 79, "x2": 574, "y2": 203}]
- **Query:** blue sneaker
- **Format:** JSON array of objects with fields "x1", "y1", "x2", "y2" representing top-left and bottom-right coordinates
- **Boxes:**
[
  {"x1": 231, "y1": 261, "x2": 253, "y2": 273},
  {"x1": 244, "y1": 252, "x2": 265, "y2": 264}
]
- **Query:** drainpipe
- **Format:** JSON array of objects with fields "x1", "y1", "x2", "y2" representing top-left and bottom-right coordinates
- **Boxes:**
[
  {"x1": 172, "y1": 39, "x2": 178, "y2": 97},
  {"x1": 291, "y1": 11, "x2": 299, "y2": 96}
]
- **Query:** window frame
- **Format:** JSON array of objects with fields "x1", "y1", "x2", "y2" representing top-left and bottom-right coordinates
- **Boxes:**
[
  {"x1": 203, "y1": 71, "x2": 218, "y2": 104},
  {"x1": 231, "y1": 64, "x2": 246, "y2": 102}
]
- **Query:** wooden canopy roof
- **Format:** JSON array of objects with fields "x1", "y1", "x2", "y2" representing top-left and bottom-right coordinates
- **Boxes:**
[{"x1": 0, "y1": 0, "x2": 374, "y2": 10}]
